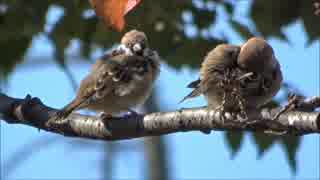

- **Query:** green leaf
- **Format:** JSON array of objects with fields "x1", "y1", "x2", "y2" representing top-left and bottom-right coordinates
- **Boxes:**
[
  {"x1": 0, "y1": 36, "x2": 32, "y2": 78},
  {"x1": 0, "y1": 1, "x2": 48, "y2": 79},
  {"x1": 80, "y1": 16, "x2": 99, "y2": 58},
  {"x1": 193, "y1": 9, "x2": 216, "y2": 29},
  {"x1": 225, "y1": 131, "x2": 244, "y2": 158},
  {"x1": 300, "y1": 0, "x2": 320, "y2": 45},
  {"x1": 166, "y1": 37, "x2": 224, "y2": 69},
  {"x1": 251, "y1": 133, "x2": 277, "y2": 158},
  {"x1": 279, "y1": 135, "x2": 301, "y2": 174},
  {"x1": 49, "y1": 12, "x2": 83, "y2": 67},
  {"x1": 230, "y1": 20, "x2": 255, "y2": 40},
  {"x1": 222, "y1": 1, "x2": 234, "y2": 15},
  {"x1": 250, "y1": 0, "x2": 300, "y2": 40}
]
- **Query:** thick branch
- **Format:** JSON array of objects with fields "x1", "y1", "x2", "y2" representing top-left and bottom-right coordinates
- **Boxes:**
[{"x1": 0, "y1": 93, "x2": 319, "y2": 141}]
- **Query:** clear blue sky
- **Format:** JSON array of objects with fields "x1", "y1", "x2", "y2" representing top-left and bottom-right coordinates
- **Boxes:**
[{"x1": 1, "y1": 3, "x2": 319, "y2": 180}]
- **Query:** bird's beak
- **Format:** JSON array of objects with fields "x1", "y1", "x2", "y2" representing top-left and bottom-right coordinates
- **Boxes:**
[
  {"x1": 133, "y1": 43, "x2": 142, "y2": 53},
  {"x1": 118, "y1": 44, "x2": 133, "y2": 55}
]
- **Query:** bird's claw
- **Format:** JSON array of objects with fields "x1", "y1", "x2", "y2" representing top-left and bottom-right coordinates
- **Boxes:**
[
  {"x1": 46, "y1": 111, "x2": 68, "y2": 127},
  {"x1": 46, "y1": 118, "x2": 56, "y2": 127},
  {"x1": 272, "y1": 93, "x2": 303, "y2": 121},
  {"x1": 124, "y1": 109, "x2": 140, "y2": 119},
  {"x1": 99, "y1": 112, "x2": 113, "y2": 122},
  {"x1": 214, "y1": 105, "x2": 228, "y2": 124},
  {"x1": 97, "y1": 112, "x2": 113, "y2": 135}
]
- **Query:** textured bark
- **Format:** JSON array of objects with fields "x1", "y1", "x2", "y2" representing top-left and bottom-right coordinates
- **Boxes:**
[
  {"x1": 143, "y1": 89, "x2": 169, "y2": 180},
  {"x1": 0, "y1": 93, "x2": 319, "y2": 141}
]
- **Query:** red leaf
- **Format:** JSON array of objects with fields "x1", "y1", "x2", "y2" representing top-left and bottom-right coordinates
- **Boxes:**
[
  {"x1": 89, "y1": 0, "x2": 142, "y2": 32},
  {"x1": 125, "y1": 0, "x2": 141, "y2": 15}
]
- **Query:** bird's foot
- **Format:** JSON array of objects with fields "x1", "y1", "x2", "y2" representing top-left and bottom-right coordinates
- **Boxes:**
[
  {"x1": 97, "y1": 112, "x2": 114, "y2": 136},
  {"x1": 235, "y1": 110, "x2": 248, "y2": 123},
  {"x1": 214, "y1": 105, "x2": 228, "y2": 125},
  {"x1": 99, "y1": 112, "x2": 114, "y2": 122},
  {"x1": 124, "y1": 109, "x2": 141, "y2": 119},
  {"x1": 214, "y1": 106, "x2": 248, "y2": 126},
  {"x1": 272, "y1": 93, "x2": 302, "y2": 121},
  {"x1": 46, "y1": 110, "x2": 69, "y2": 128}
]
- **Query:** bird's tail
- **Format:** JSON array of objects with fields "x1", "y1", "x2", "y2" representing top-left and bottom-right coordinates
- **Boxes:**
[
  {"x1": 187, "y1": 79, "x2": 201, "y2": 88},
  {"x1": 179, "y1": 88, "x2": 202, "y2": 104},
  {"x1": 179, "y1": 79, "x2": 202, "y2": 104}
]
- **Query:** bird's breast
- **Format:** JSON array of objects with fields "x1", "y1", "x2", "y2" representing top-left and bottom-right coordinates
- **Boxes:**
[{"x1": 114, "y1": 72, "x2": 155, "y2": 108}]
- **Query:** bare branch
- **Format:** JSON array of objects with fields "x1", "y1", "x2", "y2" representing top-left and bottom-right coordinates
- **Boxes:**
[{"x1": 0, "y1": 93, "x2": 319, "y2": 141}]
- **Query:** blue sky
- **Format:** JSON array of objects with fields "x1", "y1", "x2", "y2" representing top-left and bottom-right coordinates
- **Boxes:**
[{"x1": 1, "y1": 2, "x2": 319, "y2": 180}]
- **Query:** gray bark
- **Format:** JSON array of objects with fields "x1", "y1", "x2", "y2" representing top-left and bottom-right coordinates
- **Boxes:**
[{"x1": 0, "y1": 93, "x2": 319, "y2": 141}]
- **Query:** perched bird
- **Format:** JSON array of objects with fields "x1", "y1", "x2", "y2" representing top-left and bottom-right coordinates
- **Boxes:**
[
  {"x1": 53, "y1": 53, "x2": 160, "y2": 121},
  {"x1": 237, "y1": 37, "x2": 282, "y2": 110},
  {"x1": 181, "y1": 38, "x2": 282, "y2": 116},
  {"x1": 181, "y1": 44, "x2": 243, "y2": 112},
  {"x1": 51, "y1": 30, "x2": 160, "y2": 122}
]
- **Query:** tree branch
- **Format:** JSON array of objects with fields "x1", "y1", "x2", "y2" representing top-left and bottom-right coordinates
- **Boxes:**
[{"x1": 0, "y1": 93, "x2": 319, "y2": 141}]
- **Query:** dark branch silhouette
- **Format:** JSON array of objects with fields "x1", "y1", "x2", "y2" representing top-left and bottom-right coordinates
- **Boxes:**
[{"x1": 0, "y1": 93, "x2": 319, "y2": 141}]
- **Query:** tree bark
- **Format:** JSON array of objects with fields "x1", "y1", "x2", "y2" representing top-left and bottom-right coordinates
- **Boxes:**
[
  {"x1": 143, "y1": 89, "x2": 169, "y2": 180},
  {"x1": 0, "y1": 93, "x2": 319, "y2": 141}
]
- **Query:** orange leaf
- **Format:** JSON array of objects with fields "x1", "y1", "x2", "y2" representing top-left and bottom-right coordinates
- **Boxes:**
[
  {"x1": 125, "y1": 0, "x2": 141, "y2": 15},
  {"x1": 89, "y1": 0, "x2": 142, "y2": 32}
]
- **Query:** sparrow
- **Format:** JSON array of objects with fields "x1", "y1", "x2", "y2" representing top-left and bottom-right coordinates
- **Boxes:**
[
  {"x1": 50, "y1": 30, "x2": 160, "y2": 123},
  {"x1": 181, "y1": 38, "x2": 282, "y2": 118},
  {"x1": 237, "y1": 37, "x2": 283, "y2": 109},
  {"x1": 53, "y1": 53, "x2": 159, "y2": 121}
]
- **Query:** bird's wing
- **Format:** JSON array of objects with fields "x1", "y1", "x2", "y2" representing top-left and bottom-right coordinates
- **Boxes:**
[
  {"x1": 84, "y1": 51, "x2": 151, "y2": 100},
  {"x1": 56, "y1": 54, "x2": 130, "y2": 118},
  {"x1": 187, "y1": 79, "x2": 201, "y2": 88},
  {"x1": 179, "y1": 79, "x2": 202, "y2": 103},
  {"x1": 74, "y1": 52, "x2": 132, "y2": 106},
  {"x1": 55, "y1": 60, "x2": 115, "y2": 118}
]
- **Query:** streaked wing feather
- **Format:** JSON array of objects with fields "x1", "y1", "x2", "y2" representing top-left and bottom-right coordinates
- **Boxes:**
[
  {"x1": 179, "y1": 87, "x2": 202, "y2": 104},
  {"x1": 187, "y1": 79, "x2": 201, "y2": 88},
  {"x1": 180, "y1": 79, "x2": 202, "y2": 103}
]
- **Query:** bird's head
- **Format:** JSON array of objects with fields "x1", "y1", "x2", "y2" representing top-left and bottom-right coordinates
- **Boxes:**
[
  {"x1": 120, "y1": 30, "x2": 148, "y2": 56},
  {"x1": 205, "y1": 44, "x2": 240, "y2": 68},
  {"x1": 216, "y1": 44, "x2": 241, "y2": 60},
  {"x1": 238, "y1": 37, "x2": 277, "y2": 73}
]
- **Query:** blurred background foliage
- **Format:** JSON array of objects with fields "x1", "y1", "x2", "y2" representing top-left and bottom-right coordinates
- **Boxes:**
[{"x1": 0, "y1": 0, "x2": 319, "y2": 178}]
